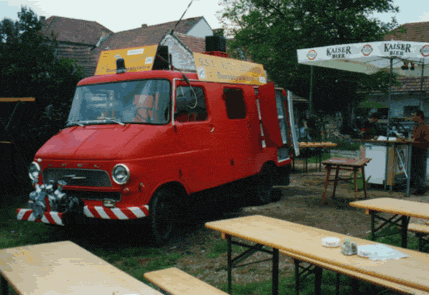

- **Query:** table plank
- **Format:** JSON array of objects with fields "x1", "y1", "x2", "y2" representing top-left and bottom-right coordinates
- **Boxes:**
[
  {"x1": 0, "y1": 241, "x2": 162, "y2": 295},
  {"x1": 322, "y1": 157, "x2": 371, "y2": 167},
  {"x1": 205, "y1": 215, "x2": 429, "y2": 292},
  {"x1": 299, "y1": 142, "x2": 338, "y2": 148},
  {"x1": 350, "y1": 198, "x2": 429, "y2": 219}
]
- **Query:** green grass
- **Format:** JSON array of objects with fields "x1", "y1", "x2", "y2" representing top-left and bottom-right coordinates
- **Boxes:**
[
  {"x1": 306, "y1": 152, "x2": 331, "y2": 164},
  {"x1": 206, "y1": 239, "x2": 242, "y2": 258},
  {"x1": 216, "y1": 269, "x2": 396, "y2": 295},
  {"x1": 371, "y1": 227, "x2": 421, "y2": 251},
  {"x1": 0, "y1": 190, "x2": 424, "y2": 295}
]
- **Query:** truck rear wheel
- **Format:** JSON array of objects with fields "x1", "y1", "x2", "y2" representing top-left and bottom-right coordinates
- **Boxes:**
[
  {"x1": 150, "y1": 187, "x2": 179, "y2": 246},
  {"x1": 254, "y1": 164, "x2": 275, "y2": 204}
]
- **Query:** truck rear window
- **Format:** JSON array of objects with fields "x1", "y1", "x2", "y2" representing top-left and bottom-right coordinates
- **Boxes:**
[{"x1": 223, "y1": 88, "x2": 246, "y2": 119}]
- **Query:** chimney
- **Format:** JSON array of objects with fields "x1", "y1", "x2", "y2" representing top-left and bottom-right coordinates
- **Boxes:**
[{"x1": 141, "y1": 24, "x2": 148, "y2": 28}]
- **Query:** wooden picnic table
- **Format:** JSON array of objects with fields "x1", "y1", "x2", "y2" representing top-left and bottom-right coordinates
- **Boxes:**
[
  {"x1": 294, "y1": 142, "x2": 338, "y2": 172},
  {"x1": 321, "y1": 157, "x2": 371, "y2": 204},
  {"x1": 0, "y1": 241, "x2": 162, "y2": 295},
  {"x1": 205, "y1": 215, "x2": 429, "y2": 295},
  {"x1": 350, "y1": 197, "x2": 429, "y2": 248}
]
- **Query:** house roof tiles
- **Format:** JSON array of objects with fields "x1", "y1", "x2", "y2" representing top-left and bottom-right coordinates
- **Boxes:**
[
  {"x1": 381, "y1": 22, "x2": 429, "y2": 93},
  {"x1": 42, "y1": 16, "x2": 113, "y2": 46},
  {"x1": 384, "y1": 21, "x2": 429, "y2": 42},
  {"x1": 392, "y1": 76, "x2": 429, "y2": 93},
  {"x1": 95, "y1": 17, "x2": 206, "y2": 51}
]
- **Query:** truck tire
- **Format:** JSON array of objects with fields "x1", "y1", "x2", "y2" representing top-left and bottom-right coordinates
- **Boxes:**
[
  {"x1": 254, "y1": 164, "x2": 276, "y2": 204},
  {"x1": 150, "y1": 187, "x2": 179, "y2": 246}
]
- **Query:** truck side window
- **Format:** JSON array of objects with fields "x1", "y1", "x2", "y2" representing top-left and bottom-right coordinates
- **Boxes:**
[
  {"x1": 223, "y1": 88, "x2": 246, "y2": 119},
  {"x1": 175, "y1": 86, "x2": 207, "y2": 122}
]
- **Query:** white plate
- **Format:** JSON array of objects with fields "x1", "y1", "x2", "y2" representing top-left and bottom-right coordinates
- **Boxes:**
[{"x1": 321, "y1": 237, "x2": 341, "y2": 248}]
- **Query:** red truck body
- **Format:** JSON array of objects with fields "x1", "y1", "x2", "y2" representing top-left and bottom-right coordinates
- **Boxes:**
[{"x1": 17, "y1": 51, "x2": 294, "y2": 244}]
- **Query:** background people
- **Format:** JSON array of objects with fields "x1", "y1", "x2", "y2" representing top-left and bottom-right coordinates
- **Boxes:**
[
  {"x1": 411, "y1": 110, "x2": 429, "y2": 195},
  {"x1": 360, "y1": 113, "x2": 380, "y2": 139}
]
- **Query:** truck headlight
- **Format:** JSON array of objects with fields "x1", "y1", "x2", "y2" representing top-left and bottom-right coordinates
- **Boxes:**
[
  {"x1": 28, "y1": 162, "x2": 41, "y2": 181},
  {"x1": 112, "y1": 164, "x2": 130, "y2": 185}
]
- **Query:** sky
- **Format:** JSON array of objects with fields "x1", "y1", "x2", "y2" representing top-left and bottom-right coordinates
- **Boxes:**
[
  {"x1": 0, "y1": 0, "x2": 225, "y2": 32},
  {"x1": 1, "y1": 0, "x2": 429, "y2": 33}
]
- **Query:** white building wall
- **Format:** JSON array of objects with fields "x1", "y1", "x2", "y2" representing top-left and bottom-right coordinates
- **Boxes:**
[
  {"x1": 186, "y1": 19, "x2": 213, "y2": 38},
  {"x1": 389, "y1": 99, "x2": 421, "y2": 117},
  {"x1": 160, "y1": 35, "x2": 195, "y2": 71}
]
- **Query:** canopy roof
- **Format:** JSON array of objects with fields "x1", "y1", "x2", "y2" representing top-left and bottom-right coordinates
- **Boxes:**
[{"x1": 297, "y1": 41, "x2": 429, "y2": 77}]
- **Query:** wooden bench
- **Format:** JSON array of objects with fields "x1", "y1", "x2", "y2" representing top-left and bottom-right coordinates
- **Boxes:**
[
  {"x1": 408, "y1": 222, "x2": 429, "y2": 252},
  {"x1": 0, "y1": 241, "x2": 163, "y2": 295},
  {"x1": 144, "y1": 267, "x2": 227, "y2": 295},
  {"x1": 280, "y1": 250, "x2": 429, "y2": 295}
]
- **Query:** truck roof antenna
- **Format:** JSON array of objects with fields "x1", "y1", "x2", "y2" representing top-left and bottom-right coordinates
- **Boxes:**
[{"x1": 170, "y1": 0, "x2": 194, "y2": 35}]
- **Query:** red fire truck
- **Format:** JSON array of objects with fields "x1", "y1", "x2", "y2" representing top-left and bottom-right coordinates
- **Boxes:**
[{"x1": 17, "y1": 43, "x2": 297, "y2": 244}]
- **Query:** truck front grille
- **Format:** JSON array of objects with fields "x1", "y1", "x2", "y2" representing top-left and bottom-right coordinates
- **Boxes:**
[
  {"x1": 66, "y1": 190, "x2": 121, "y2": 201},
  {"x1": 43, "y1": 169, "x2": 112, "y2": 187}
]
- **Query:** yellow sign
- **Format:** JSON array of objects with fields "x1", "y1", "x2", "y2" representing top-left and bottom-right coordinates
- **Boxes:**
[
  {"x1": 193, "y1": 53, "x2": 267, "y2": 85},
  {"x1": 0, "y1": 97, "x2": 35, "y2": 102},
  {"x1": 95, "y1": 45, "x2": 158, "y2": 75}
]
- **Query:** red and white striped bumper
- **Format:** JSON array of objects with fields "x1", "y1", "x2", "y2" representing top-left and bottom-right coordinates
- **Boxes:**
[
  {"x1": 17, "y1": 205, "x2": 149, "y2": 225},
  {"x1": 17, "y1": 209, "x2": 64, "y2": 226},
  {"x1": 83, "y1": 205, "x2": 149, "y2": 220}
]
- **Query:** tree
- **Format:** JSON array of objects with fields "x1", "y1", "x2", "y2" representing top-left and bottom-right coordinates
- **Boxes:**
[
  {"x1": 219, "y1": 0, "x2": 399, "y2": 123},
  {"x1": 0, "y1": 7, "x2": 83, "y2": 164}
]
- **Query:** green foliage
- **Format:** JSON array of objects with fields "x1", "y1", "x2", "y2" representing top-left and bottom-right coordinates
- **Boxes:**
[
  {"x1": 219, "y1": 0, "x2": 399, "y2": 116},
  {"x1": 0, "y1": 6, "x2": 83, "y2": 162},
  {"x1": 330, "y1": 138, "x2": 361, "y2": 151}
]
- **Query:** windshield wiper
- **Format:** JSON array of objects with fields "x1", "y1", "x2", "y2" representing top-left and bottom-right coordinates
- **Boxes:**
[
  {"x1": 101, "y1": 118, "x2": 125, "y2": 126},
  {"x1": 66, "y1": 121, "x2": 84, "y2": 127},
  {"x1": 66, "y1": 118, "x2": 125, "y2": 127}
]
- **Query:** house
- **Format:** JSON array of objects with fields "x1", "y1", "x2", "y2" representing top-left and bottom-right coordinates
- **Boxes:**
[
  {"x1": 366, "y1": 22, "x2": 429, "y2": 119},
  {"x1": 42, "y1": 16, "x2": 213, "y2": 77},
  {"x1": 40, "y1": 16, "x2": 113, "y2": 77}
]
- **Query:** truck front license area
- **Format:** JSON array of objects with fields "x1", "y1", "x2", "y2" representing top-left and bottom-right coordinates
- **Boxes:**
[{"x1": 17, "y1": 180, "x2": 150, "y2": 225}]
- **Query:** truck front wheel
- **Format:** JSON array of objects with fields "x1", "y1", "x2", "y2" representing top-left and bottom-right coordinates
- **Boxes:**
[{"x1": 150, "y1": 187, "x2": 179, "y2": 246}]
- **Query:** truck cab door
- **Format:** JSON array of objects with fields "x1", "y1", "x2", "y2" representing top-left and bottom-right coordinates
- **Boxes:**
[
  {"x1": 286, "y1": 90, "x2": 300, "y2": 157},
  {"x1": 257, "y1": 82, "x2": 283, "y2": 148}
]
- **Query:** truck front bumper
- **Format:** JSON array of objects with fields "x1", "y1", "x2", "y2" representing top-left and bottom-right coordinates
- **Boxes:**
[{"x1": 17, "y1": 205, "x2": 150, "y2": 226}]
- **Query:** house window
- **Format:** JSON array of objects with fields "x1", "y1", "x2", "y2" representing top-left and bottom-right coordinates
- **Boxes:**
[
  {"x1": 403, "y1": 106, "x2": 420, "y2": 117},
  {"x1": 223, "y1": 88, "x2": 246, "y2": 119}
]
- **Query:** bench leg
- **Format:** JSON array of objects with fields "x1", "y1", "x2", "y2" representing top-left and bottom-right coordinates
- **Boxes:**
[
  {"x1": 272, "y1": 248, "x2": 279, "y2": 295},
  {"x1": 314, "y1": 267, "x2": 323, "y2": 295},
  {"x1": 227, "y1": 235, "x2": 232, "y2": 295},
  {"x1": 294, "y1": 259, "x2": 300, "y2": 295},
  {"x1": 353, "y1": 167, "x2": 358, "y2": 199},
  {"x1": 418, "y1": 233, "x2": 424, "y2": 252},
  {"x1": 415, "y1": 233, "x2": 429, "y2": 252},
  {"x1": 1, "y1": 275, "x2": 9, "y2": 295},
  {"x1": 351, "y1": 278, "x2": 361, "y2": 295},
  {"x1": 361, "y1": 166, "x2": 368, "y2": 199},
  {"x1": 321, "y1": 166, "x2": 332, "y2": 204},
  {"x1": 401, "y1": 216, "x2": 410, "y2": 248},
  {"x1": 336, "y1": 273, "x2": 340, "y2": 295}
]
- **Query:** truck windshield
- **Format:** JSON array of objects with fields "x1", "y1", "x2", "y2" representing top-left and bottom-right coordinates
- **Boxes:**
[{"x1": 67, "y1": 79, "x2": 171, "y2": 126}]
